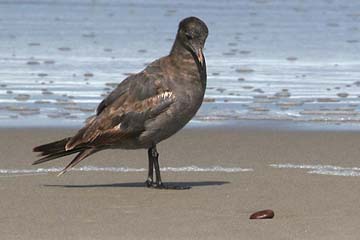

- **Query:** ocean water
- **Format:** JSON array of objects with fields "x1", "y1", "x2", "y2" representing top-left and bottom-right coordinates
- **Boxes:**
[{"x1": 0, "y1": 0, "x2": 360, "y2": 127}]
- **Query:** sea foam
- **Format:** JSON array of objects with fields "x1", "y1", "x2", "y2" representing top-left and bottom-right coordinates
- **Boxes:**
[
  {"x1": 270, "y1": 163, "x2": 360, "y2": 177},
  {"x1": 0, "y1": 165, "x2": 253, "y2": 177}
]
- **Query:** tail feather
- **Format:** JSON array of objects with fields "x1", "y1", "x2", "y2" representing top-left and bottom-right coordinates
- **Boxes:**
[
  {"x1": 33, "y1": 138, "x2": 97, "y2": 175},
  {"x1": 65, "y1": 127, "x2": 89, "y2": 151},
  {"x1": 33, "y1": 138, "x2": 71, "y2": 155},
  {"x1": 57, "y1": 149, "x2": 96, "y2": 176},
  {"x1": 32, "y1": 148, "x2": 84, "y2": 165},
  {"x1": 32, "y1": 137, "x2": 89, "y2": 166}
]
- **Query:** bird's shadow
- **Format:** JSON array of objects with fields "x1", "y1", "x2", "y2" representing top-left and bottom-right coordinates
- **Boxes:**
[{"x1": 44, "y1": 181, "x2": 229, "y2": 189}]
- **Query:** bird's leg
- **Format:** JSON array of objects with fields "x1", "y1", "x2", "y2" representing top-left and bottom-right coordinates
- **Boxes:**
[
  {"x1": 148, "y1": 145, "x2": 191, "y2": 190},
  {"x1": 145, "y1": 148, "x2": 154, "y2": 187},
  {"x1": 151, "y1": 146, "x2": 163, "y2": 187}
]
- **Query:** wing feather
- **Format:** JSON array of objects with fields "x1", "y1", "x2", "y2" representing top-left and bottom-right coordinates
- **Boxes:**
[{"x1": 66, "y1": 58, "x2": 174, "y2": 150}]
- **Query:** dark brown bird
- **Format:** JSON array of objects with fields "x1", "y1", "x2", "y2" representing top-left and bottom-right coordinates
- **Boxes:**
[{"x1": 33, "y1": 16, "x2": 209, "y2": 189}]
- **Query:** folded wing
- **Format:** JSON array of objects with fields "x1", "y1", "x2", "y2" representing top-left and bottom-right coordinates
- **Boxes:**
[{"x1": 65, "y1": 60, "x2": 174, "y2": 150}]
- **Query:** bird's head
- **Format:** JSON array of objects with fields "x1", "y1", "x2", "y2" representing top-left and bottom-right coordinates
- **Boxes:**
[{"x1": 177, "y1": 17, "x2": 208, "y2": 68}]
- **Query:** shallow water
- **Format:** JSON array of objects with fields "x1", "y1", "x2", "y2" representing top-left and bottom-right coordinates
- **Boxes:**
[{"x1": 0, "y1": 0, "x2": 360, "y2": 127}]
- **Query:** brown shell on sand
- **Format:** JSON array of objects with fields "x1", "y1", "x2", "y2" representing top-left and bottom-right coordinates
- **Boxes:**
[{"x1": 249, "y1": 209, "x2": 274, "y2": 219}]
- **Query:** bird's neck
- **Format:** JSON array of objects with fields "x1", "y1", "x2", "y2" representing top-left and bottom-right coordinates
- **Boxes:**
[
  {"x1": 170, "y1": 37, "x2": 193, "y2": 61},
  {"x1": 169, "y1": 37, "x2": 207, "y2": 89}
]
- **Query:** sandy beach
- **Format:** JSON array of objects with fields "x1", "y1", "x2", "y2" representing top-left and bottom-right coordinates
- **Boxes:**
[{"x1": 0, "y1": 124, "x2": 360, "y2": 239}]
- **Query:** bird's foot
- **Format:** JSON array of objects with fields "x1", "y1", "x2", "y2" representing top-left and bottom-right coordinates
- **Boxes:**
[
  {"x1": 146, "y1": 181, "x2": 191, "y2": 190},
  {"x1": 145, "y1": 179, "x2": 153, "y2": 188}
]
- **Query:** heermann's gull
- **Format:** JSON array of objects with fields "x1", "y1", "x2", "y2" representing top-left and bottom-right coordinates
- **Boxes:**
[{"x1": 33, "y1": 16, "x2": 209, "y2": 189}]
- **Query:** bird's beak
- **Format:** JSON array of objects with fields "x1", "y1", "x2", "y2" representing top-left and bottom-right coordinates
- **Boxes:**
[{"x1": 196, "y1": 48, "x2": 204, "y2": 68}]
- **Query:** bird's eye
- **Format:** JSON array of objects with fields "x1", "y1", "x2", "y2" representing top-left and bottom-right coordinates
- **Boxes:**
[{"x1": 185, "y1": 33, "x2": 193, "y2": 40}]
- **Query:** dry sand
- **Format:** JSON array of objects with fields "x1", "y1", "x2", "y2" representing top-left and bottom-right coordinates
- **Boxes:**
[{"x1": 1, "y1": 125, "x2": 360, "y2": 239}]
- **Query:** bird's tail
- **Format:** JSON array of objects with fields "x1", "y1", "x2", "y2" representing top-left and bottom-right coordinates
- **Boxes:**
[
  {"x1": 32, "y1": 138, "x2": 94, "y2": 175},
  {"x1": 33, "y1": 138, "x2": 71, "y2": 156},
  {"x1": 33, "y1": 138, "x2": 76, "y2": 164}
]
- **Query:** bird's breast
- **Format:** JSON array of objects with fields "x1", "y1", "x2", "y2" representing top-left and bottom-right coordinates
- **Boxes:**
[
  {"x1": 170, "y1": 81, "x2": 204, "y2": 120},
  {"x1": 136, "y1": 76, "x2": 205, "y2": 148}
]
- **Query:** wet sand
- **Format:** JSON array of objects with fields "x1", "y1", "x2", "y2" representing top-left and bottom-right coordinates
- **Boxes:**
[{"x1": 1, "y1": 126, "x2": 360, "y2": 239}]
